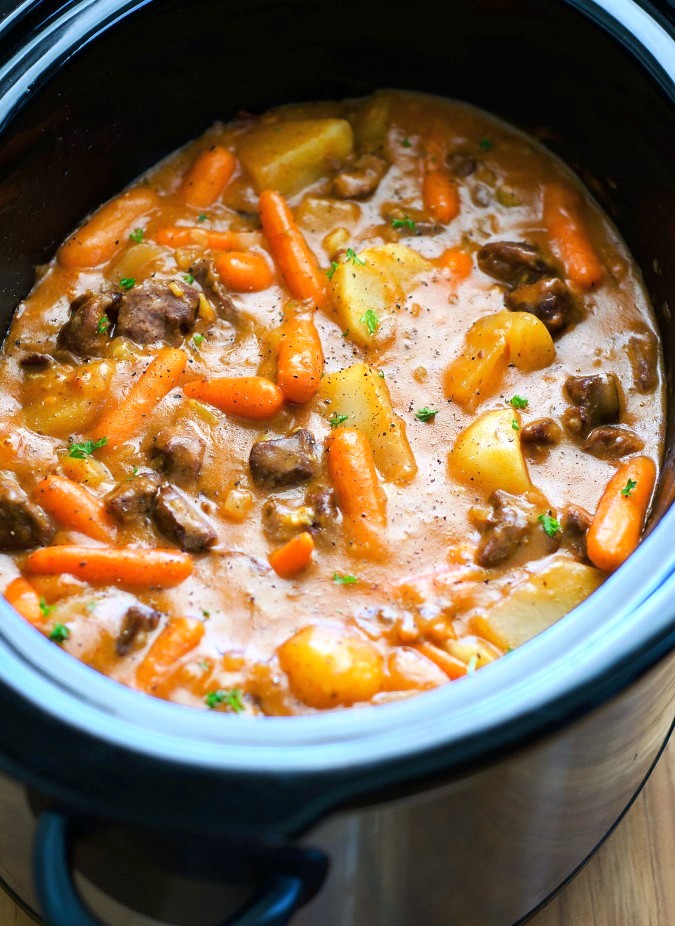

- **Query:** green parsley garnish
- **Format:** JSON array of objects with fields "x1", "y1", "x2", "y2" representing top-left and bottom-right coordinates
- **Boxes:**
[
  {"x1": 49, "y1": 623, "x2": 70, "y2": 644},
  {"x1": 538, "y1": 513, "x2": 561, "y2": 538},
  {"x1": 621, "y1": 478, "x2": 637, "y2": 497},
  {"x1": 326, "y1": 261, "x2": 339, "y2": 281},
  {"x1": 205, "y1": 688, "x2": 245, "y2": 713},
  {"x1": 129, "y1": 228, "x2": 144, "y2": 243},
  {"x1": 401, "y1": 137, "x2": 412, "y2": 148},
  {"x1": 96, "y1": 316, "x2": 110, "y2": 335},
  {"x1": 39, "y1": 598, "x2": 54, "y2": 619},
  {"x1": 333, "y1": 572, "x2": 359, "y2": 585},
  {"x1": 467, "y1": 654, "x2": 479, "y2": 674},
  {"x1": 345, "y1": 248, "x2": 365, "y2": 266},
  {"x1": 67, "y1": 437, "x2": 108, "y2": 459},
  {"x1": 329, "y1": 413, "x2": 349, "y2": 428},
  {"x1": 197, "y1": 213, "x2": 208, "y2": 223},
  {"x1": 193, "y1": 334, "x2": 205, "y2": 347},
  {"x1": 197, "y1": 660, "x2": 210, "y2": 671},
  {"x1": 85, "y1": 601, "x2": 97, "y2": 612},
  {"x1": 508, "y1": 395, "x2": 529, "y2": 409},
  {"x1": 377, "y1": 370, "x2": 385, "y2": 378},
  {"x1": 511, "y1": 419, "x2": 520, "y2": 430},
  {"x1": 479, "y1": 137, "x2": 493, "y2": 151},
  {"x1": 415, "y1": 407, "x2": 438, "y2": 423},
  {"x1": 202, "y1": 609, "x2": 211, "y2": 618},
  {"x1": 120, "y1": 277, "x2": 135, "y2": 290},
  {"x1": 360, "y1": 309, "x2": 379, "y2": 336},
  {"x1": 391, "y1": 215, "x2": 416, "y2": 232},
  {"x1": 184, "y1": 273, "x2": 195, "y2": 284}
]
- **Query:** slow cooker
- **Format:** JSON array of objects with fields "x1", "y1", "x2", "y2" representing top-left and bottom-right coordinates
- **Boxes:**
[{"x1": 0, "y1": 1, "x2": 673, "y2": 924}]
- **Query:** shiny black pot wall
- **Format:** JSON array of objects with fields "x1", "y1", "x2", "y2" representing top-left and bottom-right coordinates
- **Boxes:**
[{"x1": 0, "y1": 1, "x2": 673, "y2": 925}]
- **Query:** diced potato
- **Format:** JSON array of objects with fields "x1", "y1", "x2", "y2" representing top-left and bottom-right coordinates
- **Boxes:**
[
  {"x1": 295, "y1": 196, "x2": 361, "y2": 234},
  {"x1": 24, "y1": 361, "x2": 114, "y2": 437},
  {"x1": 351, "y1": 93, "x2": 391, "y2": 152},
  {"x1": 448, "y1": 407, "x2": 530, "y2": 496},
  {"x1": 471, "y1": 556, "x2": 605, "y2": 649},
  {"x1": 446, "y1": 634, "x2": 502, "y2": 667},
  {"x1": 60, "y1": 455, "x2": 111, "y2": 487},
  {"x1": 502, "y1": 311, "x2": 555, "y2": 372},
  {"x1": 323, "y1": 227, "x2": 350, "y2": 258},
  {"x1": 237, "y1": 119, "x2": 354, "y2": 197},
  {"x1": 222, "y1": 487, "x2": 253, "y2": 522},
  {"x1": 319, "y1": 362, "x2": 417, "y2": 483},
  {"x1": 329, "y1": 243, "x2": 431, "y2": 348},
  {"x1": 110, "y1": 242, "x2": 164, "y2": 282}
]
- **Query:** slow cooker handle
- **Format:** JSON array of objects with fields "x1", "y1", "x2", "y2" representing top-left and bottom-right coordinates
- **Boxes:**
[{"x1": 33, "y1": 808, "x2": 328, "y2": 926}]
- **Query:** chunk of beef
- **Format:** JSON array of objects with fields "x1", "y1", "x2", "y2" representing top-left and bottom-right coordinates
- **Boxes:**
[
  {"x1": 307, "y1": 488, "x2": 339, "y2": 534},
  {"x1": 446, "y1": 151, "x2": 477, "y2": 177},
  {"x1": 473, "y1": 490, "x2": 537, "y2": 568},
  {"x1": 152, "y1": 485, "x2": 216, "y2": 552},
  {"x1": 262, "y1": 496, "x2": 315, "y2": 542},
  {"x1": 0, "y1": 472, "x2": 54, "y2": 551},
  {"x1": 105, "y1": 473, "x2": 160, "y2": 525},
  {"x1": 153, "y1": 425, "x2": 205, "y2": 485},
  {"x1": 627, "y1": 333, "x2": 658, "y2": 393},
  {"x1": 57, "y1": 291, "x2": 120, "y2": 357},
  {"x1": 562, "y1": 373, "x2": 622, "y2": 436},
  {"x1": 505, "y1": 277, "x2": 575, "y2": 335},
  {"x1": 332, "y1": 154, "x2": 388, "y2": 199},
  {"x1": 477, "y1": 241, "x2": 557, "y2": 287},
  {"x1": 249, "y1": 430, "x2": 318, "y2": 488},
  {"x1": 115, "y1": 604, "x2": 162, "y2": 656},
  {"x1": 583, "y1": 425, "x2": 645, "y2": 460},
  {"x1": 192, "y1": 259, "x2": 238, "y2": 323},
  {"x1": 561, "y1": 504, "x2": 592, "y2": 561},
  {"x1": 115, "y1": 280, "x2": 199, "y2": 345},
  {"x1": 20, "y1": 353, "x2": 53, "y2": 372},
  {"x1": 520, "y1": 417, "x2": 563, "y2": 446}
]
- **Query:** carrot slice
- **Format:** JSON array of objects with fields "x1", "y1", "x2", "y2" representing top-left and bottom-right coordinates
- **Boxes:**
[
  {"x1": 136, "y1": 617, "x2": 205, "y2": 691},
  {"x1": 183, "y1": 376, "x2": 284, "y2": 420},
  {"x1": 276, "y1": 317, "x2": 324, "y2": 404},
  {"x1": 423, "y1": 169, "x2": 460, "y2": 224},
  {"x1": 415, "y1": 642, "x2": 467, "y2": 680},
  {"x1": 3, "y1": 577, "x2": 44, "y2": 627},
  {"x1": 154, "y1": 225, "x2": 259, "y2": 251},
  {"x1": 178, "y1": 146, "x2": 237, "y2": 208},
  {"x1": 269, "y1": 532, "x2": 315, "y2": 578},
  {"x1": 214, "y1": 251, "x2": 274, "y2": 292},
  {"x1": 436, "y1": 247, "x2": 473, "y2": 280},
  {"x1": 25, "y1": 546, "x2": 193, "y2": 587},
  {"x1": 35, "y1": 475, "x2": 115, "y2": 543},
  {"x1": 543, "y1": 183, "x2": 604, "y2": 289}
]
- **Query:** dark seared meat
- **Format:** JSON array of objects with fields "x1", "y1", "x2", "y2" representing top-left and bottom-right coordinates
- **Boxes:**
[
  {"x1": 192, "y1": 259, "x2": 238, "y2": 323},
  {"x1": 153, "y1": 425, "x2": 205, "y2": 485},
  {"x1": 0, "y1": 473, "x2": 54, "y2": 551},
  {"x1": 20, "y1": 353, "x2": 53, "y2": 372},
  {"x1": 307, "y1": 488, "x2": 339, "y2": 534},
  {"x1": 105, "y1": 473, "x2": 160, "y2": 525},
  {"x1": 473, "y1": 490, "x2": 537, "y2": 568},
  {"x1": 116, "y1": 604, "x2": 162, "y2": 656},
  {"x1": 561, "y1": 504, "x2": 592, "y2": 561},
  {"x1": 115, "y1": 280, "x2": 199, "y2": 345},
  {"x1": 562, "y1": 373, "x2": 622, "y2": 436},
  {"x1": 152, "y1": 485, "x2": 216, "y2": 552},
  {"x1": 477, "y1": 241, "x2": 557, "y2": 287},
  {"x1": 583, "y1": 425, "x2": 645, "y2": 460},
  {"x1": 520, "y1": 417, "x2": 562, "y2": 446},
  {"x1": 627, "y1": 333, "x2": 658, "y2": 393},
  {"x1": 249, "y1": 430, "x2": 318, "y2": 488},
  {"x1": 505, "y1": 277, "x2": 575, "y2": 335},
  {"x1": 57, "y1": 291, "x2": 120, "y2": 357},
  {"x1": 262, "y1": 496, "x2": 315, "y2": 542},
  {"x1": 332, "y1": 154, "x2": 387, "y2": 199},
  {"x1": 446, "y1": 151, "x2": 477, "y2": 177}
]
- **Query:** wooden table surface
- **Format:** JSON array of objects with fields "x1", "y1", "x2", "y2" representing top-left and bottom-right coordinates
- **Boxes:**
[{"x1": 0, "y1": 741, "x2": 672, "y2": 925}]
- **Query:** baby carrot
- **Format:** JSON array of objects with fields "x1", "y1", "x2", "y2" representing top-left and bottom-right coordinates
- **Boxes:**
[
  {"x1": 154, "y1": 226, "x2": 261, "y2": 251},
  {"x1": 415, "y1": 642, "x2": 468, "y2": 680},
  {"x1": 214, "y1": 251, "x2": 274, "y2": 292},
  {"x1": 258, "y1": 190, "x2": 326, "y2": 307},
  {"x1": 59, "y1": 188, "x2": 159, "y2": 269},
  {"x1": 276, "y1": 317, "x2": 324, "y2": 404},
  {"x1": 136, "y1": 617, "x2": 205, "y2": 691},
  {"x1": 91, "y1": 348, "x2": 187, "y2": 447},
  {"x1": 326, "y1": 427, "x2": 387, "y2": 558},
  {"x1": 268, "y1": 531, "x2": 315, "y2": 578},
  {"x1": 25, "y1": 546, "x2": 193, "y2": 586},
  {"x1": 423, "y1": 169, "x2": 460, "y2": 224},
  {"x1": 3, "y1": 577, "x2": 44, "y2": 627},
  {"x1": 178, "y1": 145, "x2": 237, "y2": 208},
  {"x1": 436, "y1": 247, "x2": 473, "y2": 280},
  {"x1": 35, "y1": 475, "x2": 115, "y2": 543},
  {"x1": 543, "y1": 183, "x2": 604, "y2": 289},
  {"x1": 587, "y1": 456, "x2": 656, "y2": 572},
  {"x1": 183, "y1": 376, "x2": 284, "y2": 420}
]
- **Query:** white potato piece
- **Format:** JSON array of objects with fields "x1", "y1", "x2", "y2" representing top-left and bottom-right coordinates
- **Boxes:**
[
  {"x1": 448, "y1": 407, "x2": 530, "y2": 496},
  {"x1": 329, "y1": 243, "x2": 431, "y2": 347},
  {"x1": 471, "y1": 555, "x2": 605, "y2": 649},
  {"x1": 319, "y1": 362, "x2": 417, "y2": 483},
  {"x1": 237, "y1": 119, "x2": 354, "y2": 197}
]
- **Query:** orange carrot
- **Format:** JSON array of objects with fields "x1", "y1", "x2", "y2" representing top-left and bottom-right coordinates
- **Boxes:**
[
  {"x1": 35, "y1": 475, "x2": 115, "y2": 543},
  {"x1": 436, "y1": 247, "x2": 473, "y2": 280},
  {"x1": 587, "y1": 456, "x2": 656, "y2": 572},
  {"x1": 25, "y1": 546, "x2": 193, "y2": 587},
  {"x1": 268, "y1": 531, "x2": 315, "y2": 578},
  {"x1": 92, "y1": 348, "x2": 187, "y2": 447},
  {"x1": 415, "y1": 642, "x2": 468, "y2": 680},
  {"x1": 183, "y1": 376, "x2": 284, "y2": 420},
  {"x1": 276, "y1": 317, "x2": 324, "y2": 404},
  {"x1": 543, "y1": 183, "x2": 604, "y2": 289},
  {"x1": 178, "y1": 146, "x2": 237, "y2": 208},
  {"x1": 136, "y1": 617, "x2": 205, "y2": 691},
  {"x1": 258, "y1": 190, "x2": 326, "y2": 307},
  {"x1": 59, "y1": 188, "x2": 159, "y2": 269},
  {"x1": 214, "y1": 251, "x2": 274, "y2": 292},
  {"x1": 326, "y1": 427, "x2": 387, "y2": 557},
  {"x1": 423, "y1": 170, "x2": 460, "y2": 224},
  {"x1": 154, "y1": 225, "x2": 260, "y2": 251},
  {"x1": 4, "y1": 577, "x2": 44, "y2": 627}
]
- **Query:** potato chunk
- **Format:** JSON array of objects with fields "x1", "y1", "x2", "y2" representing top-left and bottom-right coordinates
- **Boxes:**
[
  {"x1": 329, "y1": 243, "x2": 431, "y2": 348},
  {"x1": 24, "y1": 360, "x2": 114, "y2": 437},
  {"x1": 449, "y1": 407, "x2": 531, "y2": 496},
  {"x1": 471, "y1": 556, "x2": 605, "y2": 649},
  {"x1": 319, "y1": 362, "x2": 417, "y2": 483},
  {"x1": 237, "y1": 119, "x2": 354, "y2": 197}
]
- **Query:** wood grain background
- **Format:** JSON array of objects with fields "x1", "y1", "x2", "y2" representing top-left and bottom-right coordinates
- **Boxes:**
[{"x1": 0, "y1": 742, "x2": 672, "y2": 925}]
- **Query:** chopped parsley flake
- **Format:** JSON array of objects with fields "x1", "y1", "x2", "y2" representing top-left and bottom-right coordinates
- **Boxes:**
[
  {"x1": 49, "y1": 623, "x2": 70, "y2": 644},
  {"x1": 197, "y1": 213, "x2": 208, "y2": 223},
  {"x1": 129, "y1": 227, "x2": 144, "y2": 243},
  {"x1": 193, "y1": 334, "x2": 205, "y2": 347},
  {"x1": 508, "y1": 395, "x2": 529, "y2": 409},
  {"x1": 39, "y1": 598, "x2": 54, "y2": 619},
  {"x1": 345, "y1": 248, "x2": 365, "y2": 266},
  {"x1": 96, "y1": 316, "x2": 110, "y2": 335},
  {"x1": 85, "y1": 601, "x2": 97, "y2": 612},
  {"x1": 538, "y1": 513, "x2": 561, "y2": 538},
  {"x1": 326, "y1": 261, "x2": 339, "y2": 281},
  {"x1": 67, "y1": 437, "x2": 108, "y2": 459},
  {"x1": 205, "y1": 688, "x2": 245, "y2": 713},
  {"x1": 391, "y1": 215, "x2": 416, "y2": 232},
  {"x1": 119, "y1": 277, "x2": 135, "y2": 290},
  {"x1": 360, "y1": 308, "x2": 379, "y2": 336},
  {"x1": 402, "y1": 137, "x2": 412, "y2": 147},
  {"x1": 415, "y1": 407, "x2": 438, "y2": 422},
  {"x1": 329, "y1": 413, "x2": 349, "y2": 428},
  {"x1": 511, "y1": 419, "x2": 520, "y2": 430},
  {"x1": 184, "y1": 273, "x2": 195, "y2": 284},
  {"x1": 333, "y1": 572, "x2": 359, "y2": 585},
  {"x1": 621, "y1": 478, "x2": 637, "y2": 497},
  {"x1": 479, "y1": 137, "x2": 493, "y2": 151},
  {"x1": 377, "y1": 370, "x2": 385, "y2": 378}
]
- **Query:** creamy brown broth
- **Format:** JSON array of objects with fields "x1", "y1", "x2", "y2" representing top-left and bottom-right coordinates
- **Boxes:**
[{"x1": 0, "y1": 91, "x2": 664, "y2": 714}]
